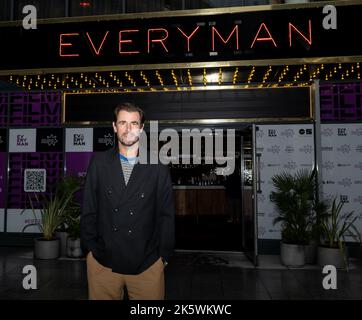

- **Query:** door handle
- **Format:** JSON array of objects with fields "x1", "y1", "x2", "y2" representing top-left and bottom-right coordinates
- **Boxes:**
[{"x1": 256, "y1": 153, "x2": 262, "y2": 193}]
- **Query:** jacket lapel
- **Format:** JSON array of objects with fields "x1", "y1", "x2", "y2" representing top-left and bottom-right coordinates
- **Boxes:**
[{"x1": 108, "y1": 147, "x2": 127, "y2": 196}]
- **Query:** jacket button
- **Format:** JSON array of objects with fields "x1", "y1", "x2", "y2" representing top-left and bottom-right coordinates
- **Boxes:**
[
  {"x1": 114, "y1": 208, "x2": 119, "y2": 213},
  {"x1": 141, "y1": 193, "x2": 145, "y2": 198},
  {"x1": 129, "y1": 211, "x2": 133, "y2": 216},
  {"x1": 113, "y1": 226, "x2": 118, "y2": 232},
  {"x1": 108, "y1": 189, "x2": 112, "y2": 195},
  {"x1": 128, "y1": 230, "x2": 132, "y2": 234}
]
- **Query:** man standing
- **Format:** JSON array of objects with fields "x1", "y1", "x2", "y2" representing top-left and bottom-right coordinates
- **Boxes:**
[{"x1": 81, "y1": 102, "x2": 175, "y2": 300}]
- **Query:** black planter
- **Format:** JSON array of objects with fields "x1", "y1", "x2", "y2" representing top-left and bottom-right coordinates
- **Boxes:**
[{"x1": 34, "y1": 238, "x2": 60, "y2": 259}]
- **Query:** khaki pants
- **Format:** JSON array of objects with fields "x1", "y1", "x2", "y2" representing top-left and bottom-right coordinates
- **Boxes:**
[{"x1": 86, "y1": 252, "x2": 165, "y2": 300}]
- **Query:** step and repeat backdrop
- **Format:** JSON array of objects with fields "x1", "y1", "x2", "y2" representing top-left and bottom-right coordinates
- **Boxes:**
[
  {"x1": 5, "y1": 126, "x2": 114, "y2": 233},
  {"x1": 256, "y1": 124, "x2": 315, "y2": 240},
  {"x1": 320, "y1": 123, "x2": 362, "y2": 241},
  {"x1": 0, "y1": 91, "x2": 115, "y2": 233}
]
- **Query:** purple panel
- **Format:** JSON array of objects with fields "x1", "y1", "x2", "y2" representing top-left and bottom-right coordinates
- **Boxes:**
[
  {"x1": 0, "y1": 153, "x2": 6, "y2": 208},
  {"x1": 0, "y1": 93, "x2": 8, "y2": 126},
  {"x1": 320, "y1": 82, "x2": 362, "y2": 121},
  {"x1": 7, "y1": 152, "x2": 64, "y2": 209},
  {"x1": 9, "y1": 92, "x2": 61, "y2": 127},
  {"x1": 65, "y1": 152, "x2": 94, "y2": 178}
]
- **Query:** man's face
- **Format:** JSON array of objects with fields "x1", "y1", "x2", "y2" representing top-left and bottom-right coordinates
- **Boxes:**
[{"x1": 113, "y1": 110, "x2": 143, "y2": 147}]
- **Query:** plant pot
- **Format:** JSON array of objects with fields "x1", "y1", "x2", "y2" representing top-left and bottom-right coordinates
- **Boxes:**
[
  {"x1": 67, "y1": 237, "x2": 83, "y2": 258},
  {"x1": 34, "y1": 238, "x2": 60, "y2": 259},
  {"x1": 317, "y1": 246, "x2": 348, "y2": 269},
  {"x1": 280, "y1": 242, "x2": 305, "y2": 267},
  {"x1": 304, "y1": 240, "x2": 318, "y2": 264},
  {"x1": 55, "y1": 231, "x2": 69, "y2": 257}
]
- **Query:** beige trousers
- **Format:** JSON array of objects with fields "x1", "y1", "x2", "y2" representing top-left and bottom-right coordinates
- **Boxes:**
[{"x1": 86, "y1": 252, "x2": 165, "y2": 300}]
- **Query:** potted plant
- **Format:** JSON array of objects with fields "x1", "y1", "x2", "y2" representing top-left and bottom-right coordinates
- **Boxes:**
[
  {"x1": 66, "y1": 217, "x2": 83, "y2": 258},
  {"x1": 54, "y1": 175, "x2": 82, "y2": 256},
  {"x1": 270, "y1": 169, "x2": 317, "y2": 267},
  {"x1": 22, "y1": 176, "x2": 80, "y2": 260},
  {"x1": 302, "y1": 197, "x2": 329, "y2": 264},
  {"x1": 317, "y1": 196, "x2": 362, "y2": 270}
]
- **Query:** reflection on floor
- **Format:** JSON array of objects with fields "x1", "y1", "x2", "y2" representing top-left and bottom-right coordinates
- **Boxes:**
[
  {"x1": 175, "y1": 215, "x2": 243, "y2": 251},
  {"x1": 1, "y1": 247, "x2": 362, "y2": 300}
]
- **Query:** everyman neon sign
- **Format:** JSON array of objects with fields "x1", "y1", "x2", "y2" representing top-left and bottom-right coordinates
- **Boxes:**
[
  {"x1": 0, "y1": 4, "x2": 360, "y2": 72},
  {"x1": 59, "y1": 21, "x2": 312, "y2": 57}
]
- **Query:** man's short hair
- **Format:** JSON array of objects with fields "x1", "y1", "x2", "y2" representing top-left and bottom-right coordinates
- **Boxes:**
[{"x1": 113, "y1": 102, "x2": 145, "y2": 125}]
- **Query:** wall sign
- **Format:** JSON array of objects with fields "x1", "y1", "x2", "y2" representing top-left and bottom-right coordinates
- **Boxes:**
[{"x1": 0, "y1": 4, "x2": 361, "y2": 71}]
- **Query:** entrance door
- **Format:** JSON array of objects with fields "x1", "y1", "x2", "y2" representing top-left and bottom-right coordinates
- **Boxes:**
[{"x1": 241, "y1": 124, "x2": 258, "y2": 266}]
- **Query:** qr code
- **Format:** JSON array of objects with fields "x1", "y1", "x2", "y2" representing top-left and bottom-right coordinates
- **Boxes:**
[{"x1": 24, "y1": 169, "x2": 46, "y2": 192}]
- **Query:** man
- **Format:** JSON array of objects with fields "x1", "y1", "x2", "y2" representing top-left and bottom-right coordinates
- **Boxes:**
[{"x1": 81, "y1": 102, "x2": 175, "y2": 300}]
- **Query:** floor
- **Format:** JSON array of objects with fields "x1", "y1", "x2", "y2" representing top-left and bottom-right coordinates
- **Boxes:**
[{"x1": 0, "y1": 247, "x2": 362, "y2": 300}]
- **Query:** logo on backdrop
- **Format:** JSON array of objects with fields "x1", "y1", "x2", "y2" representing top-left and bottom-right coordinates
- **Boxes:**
[
  {"x1": 268, "y1": 129, "x2": 277, "y2": 137},
  {"x1": 337, "y1": 163, "x2": 351, "y2": 167},
  {"x1": 337, "y1": 144, "x2": 351, "y2": 154},
  {"x1": 355, "y1": 145, "x2": 362, "y2": 153},
  {"x1": 283, "y1": 161, "x2": 297, "y2": 170},
  {"x1": 98, "y1": 133, "x2": 114, "y2": 147},
  {"x1": 338, "y1": 178, "x2": 352, "y2": 188},
  {"x1": 40, "y1": 134, "x2": 58, "y2": 147},
  {"x1": 323, "y1": 180, "x2": 335, "y2": 185},
  {"x1": 285, "y1": 145, "x2": 295, "y2": 153},
  {"x1": 17, "y1": 135, "x2": 28, "y2": 146},
  {"x1": 298, "y1": 128, "x2": 313, "y2": 135},
  {"x1": 354, "y1": 162, "x2": 362, "y2": 170},
  {"x1": 73, "y1": 134, "x2": 86, "y2": 146},
  {"x1": 340, "y1": 195, "x2": 349, "y2": 203},
  {"x1": 267, "y1": 145, "x2": 281, "y2": 154},
  {"x1": 258, "y1": 226, "x2": 266, "y2": 237},
  {"x1": 351, "y1": 128, "x2": 362, "y2": 136},
  {"x1": 300, "y1": 163, "x2": 313, "y2": 167},
  {"x1": 256, "y1": 130, "x2": 264, "y2": 139},
  {"x1": 323, "y1": 161, "x2": 334, "y2": 170},
  {"x1": 322, "y1": 146, "x2": 333, "y2": 152},
  {"x1": 321, "y1": 128, "x2": 334, "y2": 137},
  {"x1": 353, "y1": 196, "x2": 362, "y2": 205},
  {"x1": 337, "y1": 128, "x2": 347, "y2": 136},
  {"x1": 299, "y1": 145, "x2": 313, "y2": 154},
  {"x1": 281, "y1": 129, "x2": 294, "y2": 138}
]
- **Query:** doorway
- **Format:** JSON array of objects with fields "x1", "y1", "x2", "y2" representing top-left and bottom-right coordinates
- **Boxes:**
[{"x1": 152, "y1": 123, "x2": 255, "y2": 253}]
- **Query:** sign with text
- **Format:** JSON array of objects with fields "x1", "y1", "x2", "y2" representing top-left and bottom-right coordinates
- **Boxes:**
[
  {"x1": 0, "y1": 4, "x2": 361, "y2": 71},
  {"x1": 9, "y1": 129, "x2": 36, "y2": 153}
]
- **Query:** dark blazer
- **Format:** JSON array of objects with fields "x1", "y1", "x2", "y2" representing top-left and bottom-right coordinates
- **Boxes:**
[{"x1": 80, "y1": 146, "x2": 175, "y2": 275}]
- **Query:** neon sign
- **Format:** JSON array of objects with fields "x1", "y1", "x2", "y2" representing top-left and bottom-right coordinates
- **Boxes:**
[
  {"x1": 0, "y1": 4, "x2": 360, "y2": 71},
  {"x1": 59, "y1": 21, "x2": 313, "y2": 58}
]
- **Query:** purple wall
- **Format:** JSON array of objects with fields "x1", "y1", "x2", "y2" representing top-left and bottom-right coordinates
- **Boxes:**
[
  {"x1": 8, "y1": 92, "x2": 61, "y2": 127},
  {"x1": 0, "y1": 153, "x2": 6, "y2": 208},
  {"x1": 0, "y1": 93, "x2": 8, "y2": 126},
  {"x1": 320, "y1": 82, "x2": 362, "y2": 121}
]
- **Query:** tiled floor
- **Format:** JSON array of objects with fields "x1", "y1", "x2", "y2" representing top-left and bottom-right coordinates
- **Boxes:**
[{"x1": 0, "y1": 247, "x2": 361, "y2": 300}]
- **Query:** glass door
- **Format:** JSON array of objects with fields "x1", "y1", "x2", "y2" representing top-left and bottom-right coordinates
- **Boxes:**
[{"x1": 241, "y1": 124, "x2": 258, "y2": 266}]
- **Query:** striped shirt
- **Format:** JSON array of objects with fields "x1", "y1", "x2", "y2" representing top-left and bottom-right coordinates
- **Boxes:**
[{"x1": 119, "y1": 154, "x2": 138, "y2": 185}]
